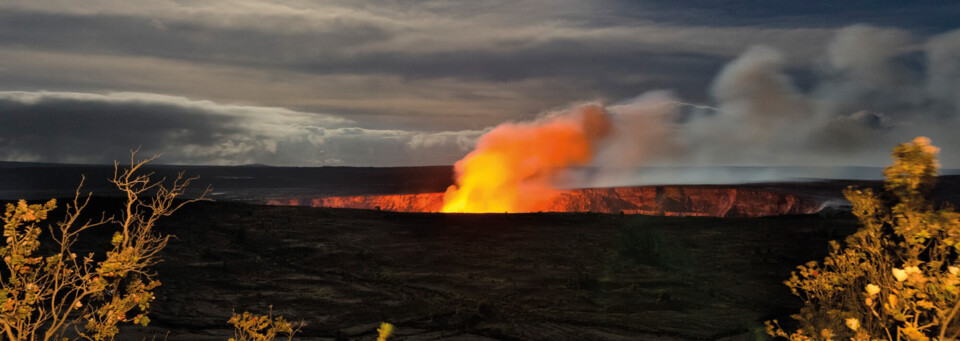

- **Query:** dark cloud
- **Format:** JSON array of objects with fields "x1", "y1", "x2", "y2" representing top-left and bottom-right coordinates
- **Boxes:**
[
  {"x1": 0, "y1": 92, "x2": 481, "y2": 166},
  {"x1": 0, "y1": 1, "x2": 959, "y2": 173},
  {"x1": 610, "y1": 0, "x2": 960, "y2": 32},
  {"x1": 0, "y1": 9, "x2": 392, "y2": 66},
  {"x1": 628, "y1": 26, "x2": 960, "y2": 170},
  {"x1": 0, "y1": 7, "x2": 727, "y2": 88},
  {"x1": 0, "y1": 1, "x2": 845, "y2": 132},
  {"x1": 0, "y1": 3, "x2": 754, "y2": 132},
  {"x1": 564, "y1": 25, "x2": 960, "y2": 187},
  {"x1": 297, "y1": 48, "x2": 727, "y2": 98}
]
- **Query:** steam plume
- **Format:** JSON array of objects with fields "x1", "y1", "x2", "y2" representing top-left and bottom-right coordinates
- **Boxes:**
[
  {"x1": 441, "y1": 104, "x2": 612, "y2": 213},
  {"x1": 442, "y1": 24, "x2": 960, "y2": 209}
]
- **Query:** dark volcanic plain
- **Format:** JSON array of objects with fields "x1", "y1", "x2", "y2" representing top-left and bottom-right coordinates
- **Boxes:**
[
  {"x1": 83, "y1": 199, "x2": 857, "y2": 340},
  {"x1": 3, "y1": 164, "x2": 959, "y2": 340}
]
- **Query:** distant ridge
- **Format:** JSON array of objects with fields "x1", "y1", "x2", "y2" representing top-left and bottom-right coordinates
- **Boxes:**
[
  {"x1": 0, "y1": 160, "x2": 455, "y2": 169},
  {"x1": 2, "y1": 161, "x2": 959, "y2": 205},
  {"x1": 4, "y1": 160, "x2": 959, "y2": 174}
]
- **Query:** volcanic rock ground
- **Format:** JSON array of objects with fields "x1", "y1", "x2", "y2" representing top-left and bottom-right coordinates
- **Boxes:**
[
  {"x1": 4, "y1": 164, "x2": 959, "y2": 340},
  {"x1": 54, "y1": 198, "x2": 858, "y2": 340},
  {"x1": 286, "y1": 186, "x2": 824, "y2": 217}
]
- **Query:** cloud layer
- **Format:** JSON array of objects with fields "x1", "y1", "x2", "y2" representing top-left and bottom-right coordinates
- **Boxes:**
[
  {"x1": 0, "y1": 2, "x2": 959, "y2": 178},
  {"x1": 0, "y1": 0, "x2": 887, "y2": 132},
  {"x1": 0, "y1": 92, "x2": 481, "y2": 166},
  {"x1": 577, "y1": 24, "x2": 960, "y2": 185},
  {"x1": 4, "y1": 24, "x2": 960, "y2": 173}
]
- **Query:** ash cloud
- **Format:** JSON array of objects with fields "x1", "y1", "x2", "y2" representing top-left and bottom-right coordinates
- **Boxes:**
[
  {"x1": 570, "y1": 25, "x2": 960, "y2": 186},
  {"x1": 928, "y1": 29, "x2": 960, "y2": 111}
]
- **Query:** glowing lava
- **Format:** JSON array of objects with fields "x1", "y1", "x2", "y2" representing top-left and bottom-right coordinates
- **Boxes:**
[
  {"x1": 273, "y1": 186, "x2": 825, "y2": 217},
  {"x1": 440, "y1": 104, "x2": 612, "y2": 213}
]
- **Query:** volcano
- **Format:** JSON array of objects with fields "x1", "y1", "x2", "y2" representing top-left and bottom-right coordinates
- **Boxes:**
[{"x1": 268, "y1": 185, "x2": 826, "y2": 217}]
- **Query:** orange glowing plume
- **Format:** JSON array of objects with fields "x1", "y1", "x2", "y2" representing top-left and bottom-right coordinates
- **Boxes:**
[{"x1": 441, "y1": 104, "x2": 612, "y2": 213}]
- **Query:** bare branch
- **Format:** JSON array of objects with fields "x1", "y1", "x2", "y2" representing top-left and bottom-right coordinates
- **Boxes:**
[{"x1": 0, "y1": 151, "x2": 203, "y2": 341}]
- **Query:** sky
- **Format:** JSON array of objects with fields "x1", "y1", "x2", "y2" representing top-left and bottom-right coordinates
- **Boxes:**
[{"x1": 1, "y1": 1, "x2": 959, "y2": 169}]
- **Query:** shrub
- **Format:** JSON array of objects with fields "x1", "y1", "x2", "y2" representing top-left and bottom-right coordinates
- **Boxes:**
[
  {"x1": 0, "y1": 153, "x2": 208, "y2": 341},
  {"x1": 227, "y1": 307, "x2": 303, "y2": 341},
  {"x1": 226, "y1": 310, "x2": 392, "y2": 341},
  {"x1": 768, "y1": 137, "x2": 960, "y2": 340},
  {"x1": 377, "y1": 322, "x2": 393, "y2": 341}
]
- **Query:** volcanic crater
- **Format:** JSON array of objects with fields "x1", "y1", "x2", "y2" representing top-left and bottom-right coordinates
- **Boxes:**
[
  {"x1": 270, "y1": 185, "x2": 825, "y2": 217},
  {"x1": 5, "y1": 164, "x2": 960, "y2": 339}
]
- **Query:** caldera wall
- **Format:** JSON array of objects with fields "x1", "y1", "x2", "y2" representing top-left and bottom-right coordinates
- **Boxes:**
[{"x1": 267, "y1": 185, "x2": 824, "y2": 217}]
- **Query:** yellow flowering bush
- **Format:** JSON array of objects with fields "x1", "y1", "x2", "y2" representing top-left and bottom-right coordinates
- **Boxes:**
[
  {"x1": 768, "y1": 137, "x2": 960, "y2": 340},
  {"x1": 377, "y1": 322, "x2": 394, "y2": 341},
  {"x1": 227, "y1": 307, "x2": 303, "y2": 341},
  {"x1": 0, "y1": 153, "x2": 208, "y2": 341}
]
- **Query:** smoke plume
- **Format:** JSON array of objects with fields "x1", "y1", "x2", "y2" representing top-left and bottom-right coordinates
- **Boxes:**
[
  {"x1": 441, "y1": 104, "x2": 612, "y2": 213},
  {"x1": 618, "y1": 24, "x2": 960, "y2": 182},
  {"x1": 442, "y1": 25, "x2": 960, "y2": 209}
]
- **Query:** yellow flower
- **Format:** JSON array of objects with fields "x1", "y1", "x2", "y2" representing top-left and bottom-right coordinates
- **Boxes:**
[
  {"x1": 893, "y1": 268, "x2": 908, "y2": 282},
  {"x1": 845, "y1": 318, "x2": 860, "y2": 331},
  {"x1": 949, "y1": 266, "x2": 959, "y2": 275},
  {"x1": 377, "y1": 322, "x2": 394, "y2": 341},
  {"x1": 865, "y1": 284, "x2": 880, "y2": 296},
  {"x1": 902, "y1": 326, "x2": 929, "y2": 341}
]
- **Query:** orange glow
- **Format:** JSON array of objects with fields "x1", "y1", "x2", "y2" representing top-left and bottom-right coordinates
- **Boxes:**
[
  {"x1": 277, "y1": 186, "x2": 823, "y2": 217},
  {"x1": 440, "y1": 104, "x2": 612, "y2": 213}
]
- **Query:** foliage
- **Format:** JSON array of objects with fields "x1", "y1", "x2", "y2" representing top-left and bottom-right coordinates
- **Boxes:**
[
  {"x1": 0, "y1": 152, "x2": 208, "y2": 341},
  {"x1": 377, "y1": 322, "x2": 393, "y2": 341},
  {"x1": 768, "y1": 137, "x2": 960, "y2": 340},
  {"x1": 227, "y1": 307, "x2": 303, "y2": 341}
]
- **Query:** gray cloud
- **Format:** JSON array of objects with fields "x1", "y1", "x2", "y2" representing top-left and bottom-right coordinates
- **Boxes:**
[
  {"x1": 550, "y1": 25, "x2": 960, "y2": 187},
  {"x1": 0, "y1": 1, "x2": 959, "y2": 178},
  {"x1": 928, "y1": 29, "x2": 960, "y2": 112},
  {"x1": 678, "y1": 45, "x2": 815, "y2": 165},
  {"x1": 609, "y1": 1, "x2": 960, "y2": 32},
  {"x1": 0, "y1": 92, "x2": 481, "y2": 166},
  {"x1": 816, "y1": 25, "x2": 926, "y2": 121},
  {"x1": 0, "y1": 2, "x2": 835, "y2": 83},
  {"x1": 0, "y1": 0, "x2": 843, "y2": 136},
  {"x1": 588, "y1": 25, "x2": 960, "y2": 180},
  {"x1": 0, "y1": 47, "x2": 597, "y2": 131}
]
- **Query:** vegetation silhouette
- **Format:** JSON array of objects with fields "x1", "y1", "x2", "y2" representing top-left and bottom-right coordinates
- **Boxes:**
[
  {"x1": 227, "y1": 306, "x2": 304, "y2": 341},
  {"x1": 769, "y1": 137, "x2": 960, "y2": 340},
  {"x1": 0, "y1": 152, "x2": 209, "y2": 340},
  {"x1": 0, "y1": 151, "x2": 391, "y2": 340}
]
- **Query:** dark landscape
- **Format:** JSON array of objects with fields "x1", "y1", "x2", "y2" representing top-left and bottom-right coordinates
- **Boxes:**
[
  {"x1": 4, "y1": 3, "x2": 960, "y2": 339},
  {"x1": 147, "y1": 202, "x2": 859, "y2": 340},
  {"x1": 6, "y1": 164, "x2": 960, "y2": 340}
]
